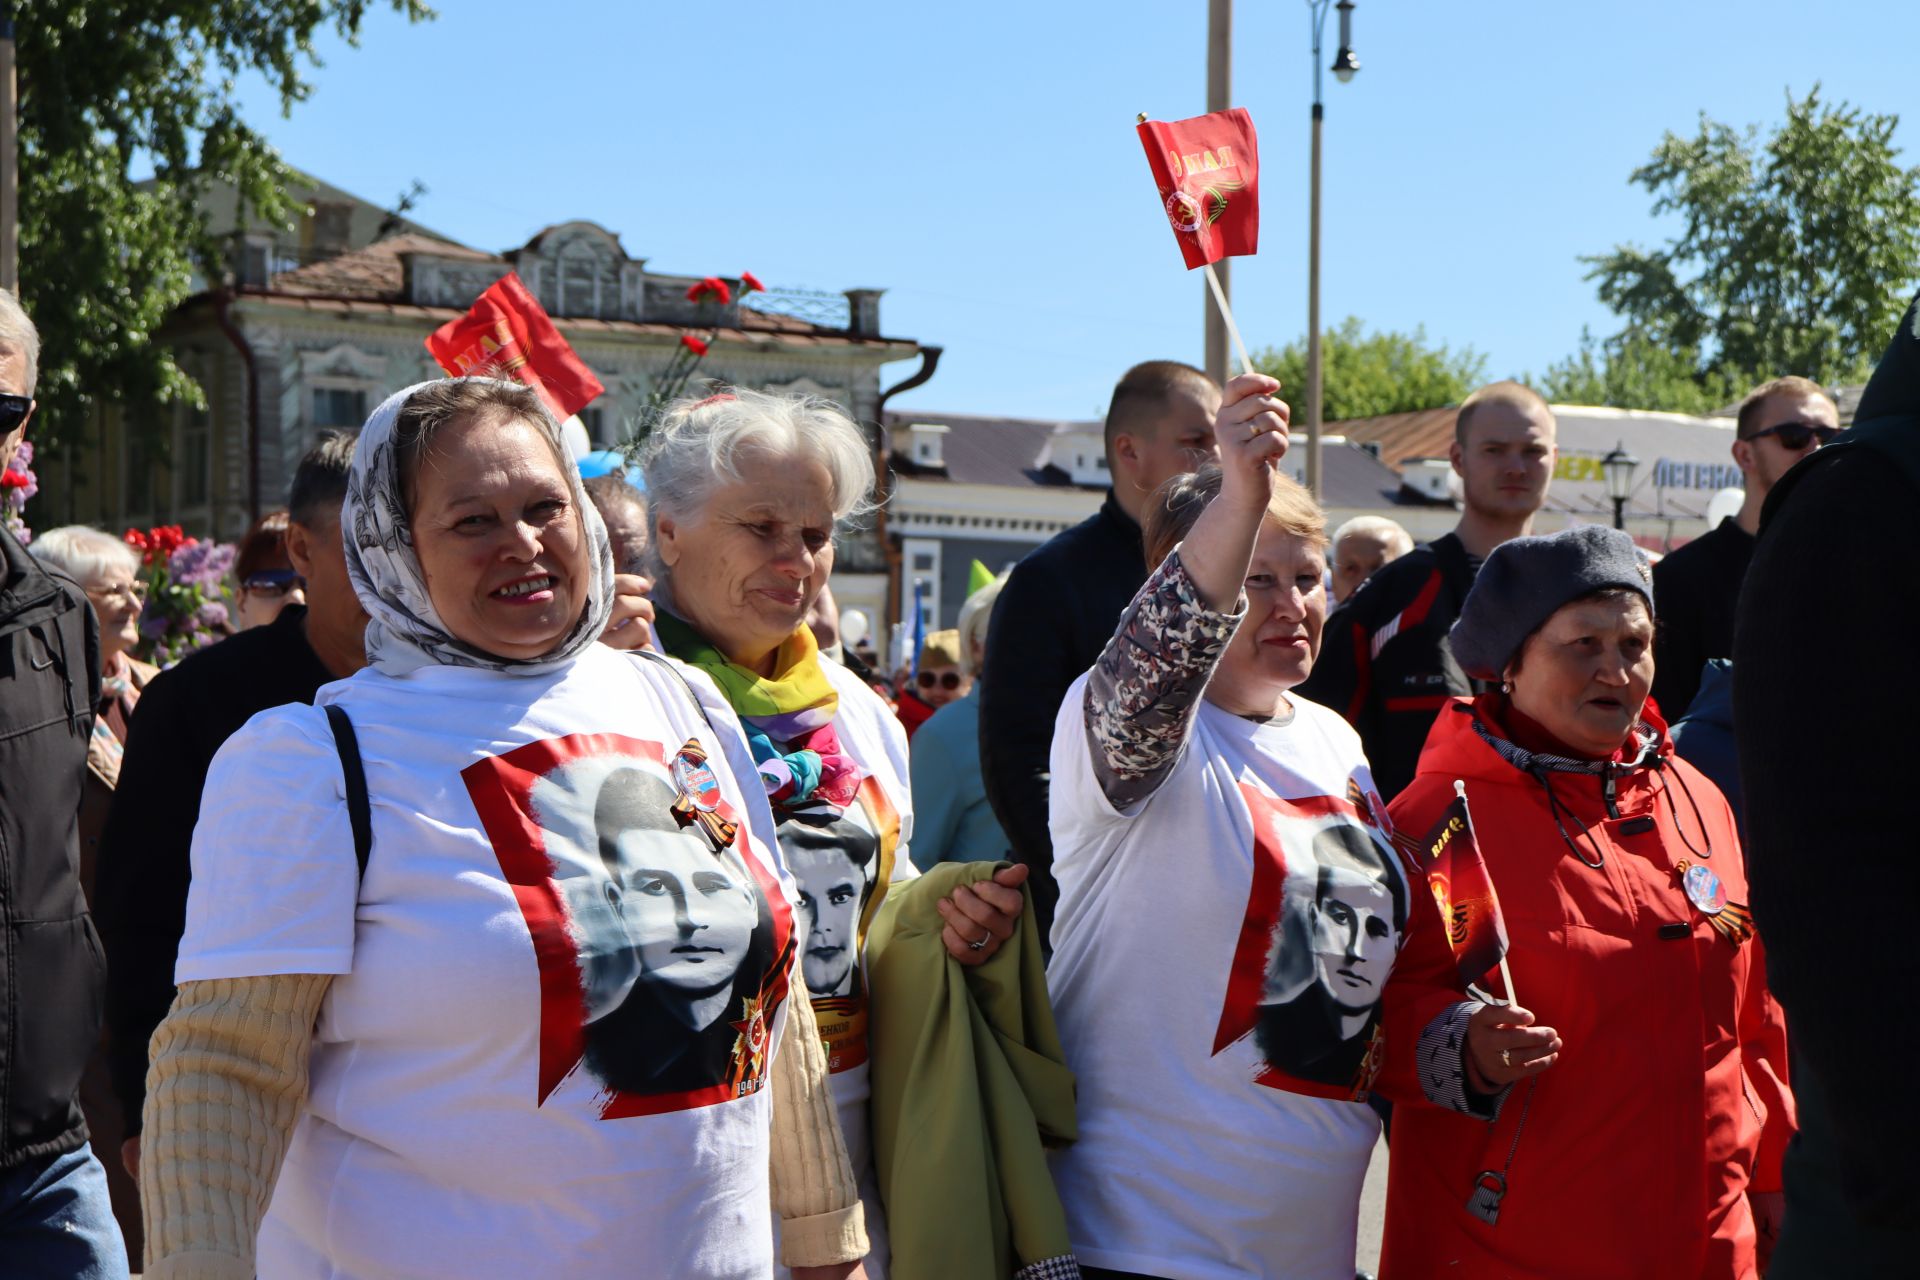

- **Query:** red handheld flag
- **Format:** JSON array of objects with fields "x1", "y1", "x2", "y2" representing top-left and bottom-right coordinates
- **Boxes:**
[
  {"x1": 1137, "y1": 108, "x2": 1261, "y2": 270},
  {"x1": 1418, "y1": 784, "x2": 1511, "y2": 993},
  {"x1": 425, "y1": 274, "x2": 605, "y2": 422}
]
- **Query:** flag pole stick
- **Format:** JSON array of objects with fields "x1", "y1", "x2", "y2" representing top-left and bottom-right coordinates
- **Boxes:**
[{"x1": 1202, "y1": 261, "x2": 1257, "y2": 377}]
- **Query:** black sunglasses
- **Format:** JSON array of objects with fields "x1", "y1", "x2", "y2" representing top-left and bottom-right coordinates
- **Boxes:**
[
  {"x1": 1743, "y1": 420, "x2": 1838, "y2": 451},
  {"x1": 242, "y1": 569, "x2": 304, "y2": 596},
  {"x1": 0, "y1": 393, "x2": 32, "y2": 435},
  {"x1": 916, "y1": 670, "x2": 962, "y2": 691}
]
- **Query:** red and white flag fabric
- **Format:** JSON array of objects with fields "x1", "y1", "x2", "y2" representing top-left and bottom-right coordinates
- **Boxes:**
[
  {"x1": 425, "y1": 274, "x2": 605, "y2": 421},
  {"x1": 1417, "y1": 786, "x2": 1512, "y2": 993},
  {"x1": 1137, "y1": 107, "x2": 1261, "y2": 269}
]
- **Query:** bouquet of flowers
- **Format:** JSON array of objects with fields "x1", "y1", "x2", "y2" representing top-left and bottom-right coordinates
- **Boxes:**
[
  {"x1": 2, "y1": 439, "x2": 35, "y2": 543},
  {"x1": 624, "y1": 271, "x2": 765, "y2": 453},
  {"x1": 124, "y1": 525, "x2": 236, "y2": 667}
]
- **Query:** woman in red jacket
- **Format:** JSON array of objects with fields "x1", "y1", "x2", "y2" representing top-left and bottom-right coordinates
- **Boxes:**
[{"x1": 1378, "y1": 525, "x2": 1794, "y2": 1279}]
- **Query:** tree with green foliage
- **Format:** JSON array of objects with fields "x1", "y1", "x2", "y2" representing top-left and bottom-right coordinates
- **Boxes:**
[
  {"x1": 1254, "y1": 316, "x2": 1488, "y2": 421},
  {"x1": 11, "y1": 0, "x2": 433, "y2": 459},
  {"x1": 1554, "y1": 86, "x2": 1920, "y2": 410},
  {"x1": 1538, "y1": 329, "x2": 1733, "y2": 413}
]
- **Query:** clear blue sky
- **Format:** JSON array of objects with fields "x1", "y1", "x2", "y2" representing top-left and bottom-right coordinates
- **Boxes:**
[{"x1": 234, "y1": 0, "x2": 1920, "y2": 420}]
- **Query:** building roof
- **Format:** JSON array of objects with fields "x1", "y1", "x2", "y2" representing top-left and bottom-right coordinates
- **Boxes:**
[
  {"x1": 886, "y1": 410, "x2": 1099, "y2": 488},
  {"x1": 269, "y1": 233, "x2": 498, "y2": 300},
  {"x1": 1329, "y1": 407, "x2": 1458, "y2": 471},
  {"x1": 885, "y1": 409, "x2": 1414, "y2": 510},
  {"x1": 250, "y1": 234, "x2": 916, "y2": 350}
]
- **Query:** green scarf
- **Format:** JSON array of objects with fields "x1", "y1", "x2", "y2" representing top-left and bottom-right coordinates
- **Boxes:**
[{"x1": 653, "y1": 611, "x2": 839, "y2": 721}]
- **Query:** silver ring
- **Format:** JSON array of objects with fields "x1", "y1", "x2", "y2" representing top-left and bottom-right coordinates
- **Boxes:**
[
  {"x1": 968, "y1": 932, "x2": 990, "y2": 951},
  {"x1": 1500, "y1": 1048, "x2": 1512, "y2": 1068}
]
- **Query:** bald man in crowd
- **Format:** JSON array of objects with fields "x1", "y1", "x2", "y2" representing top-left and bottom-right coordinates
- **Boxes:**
[{"x1": 1329, "y1": 515, "x2": 1414, "y2": 604}]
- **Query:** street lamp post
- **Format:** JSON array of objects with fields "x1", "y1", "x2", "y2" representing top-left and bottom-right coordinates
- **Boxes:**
[
  {"x1": 1305, "y1": 0, "x2": 1359, "y2": 500},
  {"x1": 1602, "y1": 441, "x2": 1640, "y2": 531}
]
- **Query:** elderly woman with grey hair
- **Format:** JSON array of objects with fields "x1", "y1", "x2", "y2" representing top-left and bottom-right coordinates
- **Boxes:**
[
  {"x1": 32, "y1": 527, "x2": 160, "y2": 885},
  {"x1": 140, "y1": 377, "x2": 870, "y2": 1280},
  {"x1": 640, "y1": 389, "x2": 1031, "y2": 1276}
]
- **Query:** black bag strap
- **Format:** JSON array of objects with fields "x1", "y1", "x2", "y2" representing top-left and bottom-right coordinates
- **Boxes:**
[
  {"x1": 323, "y1": 703, "x2": 373, "y2": 881},
  {"x1": 636, "y1": 648, "x2": 726, "y2": 739}
]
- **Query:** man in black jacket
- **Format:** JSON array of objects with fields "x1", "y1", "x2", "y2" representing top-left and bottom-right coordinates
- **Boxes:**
[
  {"x1": 1298, "y1": 381, "x2": 1555, "y2": 799},
  {"x1": 1734, "y1": 293, "x2": 1920, "y2": 1274},
  {"x1": 980, "y1": 360, "x2": 1220, "y2": 934},
  {"x1": 0, "y1": 289, "x2": 127, "y2": 1274},
  {"x1": 94, "y1": 431, "x2": 366, "y2": 1183},
  {"x1": 1650, "y1": 375, "x2": 1837, "y2": 718}
]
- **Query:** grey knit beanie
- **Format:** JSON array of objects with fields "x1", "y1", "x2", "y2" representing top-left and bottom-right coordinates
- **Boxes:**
[{"x1": 1449, "y1": 525, "x2": 1655, "y2": 681}]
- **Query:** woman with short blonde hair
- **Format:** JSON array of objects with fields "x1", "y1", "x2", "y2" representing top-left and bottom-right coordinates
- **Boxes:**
[{"x1": 1048, "y1": 374, "x2": 1407, "y2": 1279}]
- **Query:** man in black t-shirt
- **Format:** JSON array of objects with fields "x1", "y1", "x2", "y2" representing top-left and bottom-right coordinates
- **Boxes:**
[
  {"x1": 1650, "y1": 375, "x2": 1837, "y2": 718},
  {"x1": 93, "y1": 431, "x2": 366, "y2": 1180},
  {"x1": 1299, "y1": 382, "x2": 1556, "y2": 799}
]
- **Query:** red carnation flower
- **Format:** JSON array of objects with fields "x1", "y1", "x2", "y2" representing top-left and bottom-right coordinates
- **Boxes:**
[
  {"x1": 685, "y1": 276, "x2": 733, "y2": 306},
  {"x1": 0, "y1": 470, "x2": 27, "y2": 488},
  {"x1": 740, "y1": 271, "x2": 766, "y2": 294},
  {"x1": 681, "y1": 335, "x2": 711, "y2": 357}
]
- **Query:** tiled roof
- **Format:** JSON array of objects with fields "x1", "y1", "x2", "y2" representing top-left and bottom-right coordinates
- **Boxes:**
[
  {"x1": 885, "y1": 410, "x2": 1095, "y2": 488},
  {"x1": 1327, "y1": 408, "x2": 1460, "y2": 470},
  {"x1": 268, "y1": 234, "x2": 499, "y2": 300},
  {"x1": 236, "y1": 294, "x2": 918, "y2": 351},
  {"x1": 250, "y1": 236, "x2": 916, "y2": 350}
]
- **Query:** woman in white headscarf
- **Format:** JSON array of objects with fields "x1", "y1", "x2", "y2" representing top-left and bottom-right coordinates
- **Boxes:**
[{"x1": 138, "y1": 378, "x2": 869, "y2": 1280}]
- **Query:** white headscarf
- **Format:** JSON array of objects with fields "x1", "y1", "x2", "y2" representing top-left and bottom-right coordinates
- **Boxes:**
[{"x1": 342, "y1": 378, "x2": 615, "y2": 677}]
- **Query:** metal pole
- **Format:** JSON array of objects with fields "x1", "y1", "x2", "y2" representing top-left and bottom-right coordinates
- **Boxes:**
[
  {"x1": 1613, "y1": 496, "x2": 1625, "y2": 531},
  {"x1": 1306, "y1": 100, "x2": 1324, "y2": 498},
  {"x1": 0, "y1": 10, "x2": 17, "y2": 294},
  {"x1": 1204, "y1": 0, "x2": 1231, "y2": 387}
]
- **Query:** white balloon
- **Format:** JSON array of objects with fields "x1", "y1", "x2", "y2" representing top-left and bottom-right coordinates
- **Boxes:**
[
  {"x1": 1704, "y1": 487, "x2": 1745, "y2": 528},
  {"x1": 839, "y1": 608, "x2": 870, "y2": 647},
  {"x1": 560, "y1": 414, "x2": 593, "y2": 462}
]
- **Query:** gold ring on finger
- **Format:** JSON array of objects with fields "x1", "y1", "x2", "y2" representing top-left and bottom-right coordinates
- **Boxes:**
[{"x1": 1500, "y1": 1048, "x2": 1512, "y2": 1068}]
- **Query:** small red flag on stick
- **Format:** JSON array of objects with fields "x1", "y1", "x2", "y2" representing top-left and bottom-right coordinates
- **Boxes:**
[
  {"x1": 1418, "y1": 780, "x2": 1517, "y2": 1004},
  {"x1": 1137, "y1": 107, "x2": 1261, "y2": 374},
  {"x1": 425, "y1": 274, "x2": 605, "y2": 422}
]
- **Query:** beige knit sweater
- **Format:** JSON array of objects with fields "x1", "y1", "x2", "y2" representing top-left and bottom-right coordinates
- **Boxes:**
[{"x1": 140, "y1": 971, "x2": 865, "y2": 1279}]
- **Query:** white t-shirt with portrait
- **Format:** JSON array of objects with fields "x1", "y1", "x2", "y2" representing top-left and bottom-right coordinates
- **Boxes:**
[
  {"x1": 1047, "y1": 678, "x2": 1407, "y2": 1280},
  {"x1": 177, "y1": 644, "x2": 801, "y2": 1280},
  {"x1": 767, "y1": 659, "x2": 917, "y2": 1279}
]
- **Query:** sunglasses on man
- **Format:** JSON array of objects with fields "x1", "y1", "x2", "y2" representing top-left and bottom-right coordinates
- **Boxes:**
[
  {"x1": 241, "y1": 569, "x2": 304, "y2": 597},
  {"x1": 0, "y1": 393, "x2": 33, "y2": 435},
  {"x1": 916, "y1": 670, "x2": 963, "y2": 691},
  {"x1": 1743, "y1": 421, "x2": 1839, "y2": 451}
]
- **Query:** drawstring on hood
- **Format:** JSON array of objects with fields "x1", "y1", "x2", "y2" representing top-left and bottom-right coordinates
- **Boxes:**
[{"x1": 1470, "y1": 710, "x2": 1717, "y2": 871}]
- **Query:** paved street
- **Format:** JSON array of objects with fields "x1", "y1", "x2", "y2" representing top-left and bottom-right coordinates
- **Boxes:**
[{"x1": 1357, "y1": 1136, "x2": 1387, "y2": 1275}]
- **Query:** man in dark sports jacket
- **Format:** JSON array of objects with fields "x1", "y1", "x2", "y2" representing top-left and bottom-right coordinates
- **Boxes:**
[
  {"x1": 981, "y1": 360, "x2": 1221, "y2": 935},
  {"x1": 1299, "y1": 381, "x2": 1556, "y2": 798}
]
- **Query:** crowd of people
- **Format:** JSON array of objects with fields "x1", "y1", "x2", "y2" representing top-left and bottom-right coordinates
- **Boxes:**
[{"x1": 1, "y1": 274, "x2": 1914, "y2": 1279}]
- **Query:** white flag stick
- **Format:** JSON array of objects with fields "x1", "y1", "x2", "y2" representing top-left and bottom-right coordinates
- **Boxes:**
[{"x1": 1202, "y1": 261, "x2": 1257, "y2": 377}]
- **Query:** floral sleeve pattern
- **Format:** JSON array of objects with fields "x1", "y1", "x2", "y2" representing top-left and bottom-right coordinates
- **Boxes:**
[{"x1": 1082, "y1": 547, "x2": 1245, "y2": 811}]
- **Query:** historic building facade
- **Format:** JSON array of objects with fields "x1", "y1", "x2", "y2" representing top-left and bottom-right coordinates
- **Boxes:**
[{"x1": 41, "y1": 180, "x2": 924, "y2": 622}]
